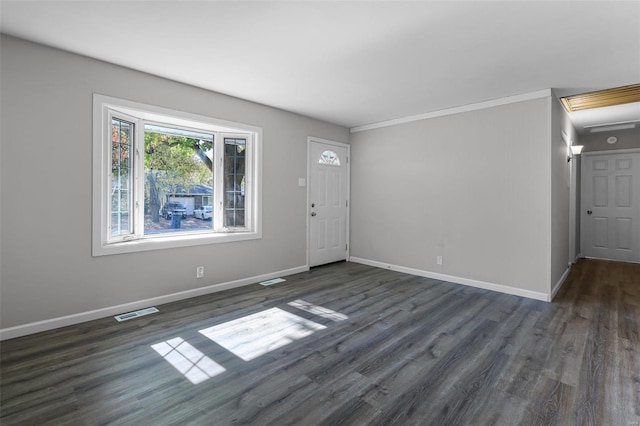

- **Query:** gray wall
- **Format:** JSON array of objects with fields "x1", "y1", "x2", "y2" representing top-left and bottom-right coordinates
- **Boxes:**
[
  {"x1": 550, "y1": 93, "x2": 575, "y2": 289},
  {"x1": 350, "y1": 97, "x2": 553, "y2": 296},
  {"x1": 574, "y1": 156, "x2": 582, "y2": 258},
  {"x1": 579, "y1": 127, "x2": 640, "y2": 152},
  {"x1": 0, "y1": 35, "x2": 349, "y2": 329}
]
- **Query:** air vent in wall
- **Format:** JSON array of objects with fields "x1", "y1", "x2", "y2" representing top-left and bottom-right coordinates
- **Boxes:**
[
  {"x1": 259, "y1": 278, "x2": 286, "y2": 286},
  {"x1": 114, "y1": 307, "x2": 159, "y2": 322}
]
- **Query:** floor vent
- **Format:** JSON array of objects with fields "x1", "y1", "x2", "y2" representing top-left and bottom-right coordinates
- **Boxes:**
[
  {"x1": 114, "y1": 307, "x2": 159, "y2": 322},
  {"x1": 259, "y1": 278, "x2": 286, "y2": 286}
]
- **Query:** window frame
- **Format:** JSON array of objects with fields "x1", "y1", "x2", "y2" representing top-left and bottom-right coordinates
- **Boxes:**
[
  {"x1": 93, "y1": 94, "x2": 262, "y2": 256},
  {"x1": 108, "y1": 110, "x2": 139, "y2": 243},
  {"x1": 219, "y1": 134, "x2": 251, "y2": 231}
]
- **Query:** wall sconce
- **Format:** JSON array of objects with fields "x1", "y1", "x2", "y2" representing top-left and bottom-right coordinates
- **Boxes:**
[{"x1": 568, "y1": 145, "x2": 584, "y2": 162}]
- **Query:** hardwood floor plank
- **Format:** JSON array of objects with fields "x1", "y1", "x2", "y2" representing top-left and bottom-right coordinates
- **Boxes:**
[
  {"x1": 524, "y1": 376, "x2": 575, "y2": 425},
  {"x1": 389, "y1": 297, "x2": 542, "y2": 424},
  {"x1": 0, "y1": 386, "x2": 79, "y2": 424},
  {"x1": 270, "y1": 372, "x2": 374, "y2": 426},
  {"x1": 368, "y1": 319, "x2": 501, "y2": 425},
  {"x1": 471, "y1": 387, "x2": 529, "y2": 425}
]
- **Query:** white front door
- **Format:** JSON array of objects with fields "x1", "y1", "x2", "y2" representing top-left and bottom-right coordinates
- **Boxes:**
[
  {"x1": 308, "y1": 139, "x2": 349, "y2": 267},
  {"x1": 581, "y1": 151, "x2": 640, "y2": 262}
]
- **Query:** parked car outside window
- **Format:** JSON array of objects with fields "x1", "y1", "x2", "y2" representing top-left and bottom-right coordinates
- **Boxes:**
[
  {"x1": 194, "y1": 205, "x2": 213, "y2": 220},
  {"x1": 161, "y1": 202, "x2": 187, "y2": 219}
]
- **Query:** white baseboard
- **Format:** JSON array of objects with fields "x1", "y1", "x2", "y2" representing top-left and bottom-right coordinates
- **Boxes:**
[
  {"x1": 551, "y1": 266, "x2": 571, "y2": 301},
  {"x1": 349, "y1": 256, "x2": 549, "y2": 302},
  {"x1": 0, "y1": 265, "x2": 309, "y2": 341}
]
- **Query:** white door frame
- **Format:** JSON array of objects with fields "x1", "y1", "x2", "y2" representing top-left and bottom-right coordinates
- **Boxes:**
[
  {"x1": 580, "y1": 147, "x2": 640, "y2": 262},
  {"x1": 306, "y1": 136, "x2": 350, "y2": 267}
]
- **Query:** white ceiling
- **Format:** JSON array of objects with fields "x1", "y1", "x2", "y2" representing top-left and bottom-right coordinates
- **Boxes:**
[{"x1": 1, "y1": 1, "x2": 639, "y2": 131}]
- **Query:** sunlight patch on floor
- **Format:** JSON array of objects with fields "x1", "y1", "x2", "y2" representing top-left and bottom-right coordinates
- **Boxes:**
[
  {"x1": 151, "y1": 337, "x2": 225, "y2": 384},
  {"x1": 199, "y1": 307, "x2": 326, "y2": 361}
]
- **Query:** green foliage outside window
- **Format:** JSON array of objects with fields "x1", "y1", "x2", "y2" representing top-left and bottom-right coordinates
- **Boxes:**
[{"x1": 144, "y1": 129, "x2": 213, "y2": 223}]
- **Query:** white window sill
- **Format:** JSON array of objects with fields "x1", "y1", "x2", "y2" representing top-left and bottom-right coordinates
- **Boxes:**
[{"x1": 92, "y1": 231, "x2": 261, "y2": 257}]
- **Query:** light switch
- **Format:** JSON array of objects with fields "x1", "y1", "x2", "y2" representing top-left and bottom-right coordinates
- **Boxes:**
[{"x1": 298, "y1": 178, "x2": 306, "y2": 187}]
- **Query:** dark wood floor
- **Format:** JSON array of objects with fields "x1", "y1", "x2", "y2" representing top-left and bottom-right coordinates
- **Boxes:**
[{"x1": 1, "y1": 259, "x2": 638, "y2": 425}]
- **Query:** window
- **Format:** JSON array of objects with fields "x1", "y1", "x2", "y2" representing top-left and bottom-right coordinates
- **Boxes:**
[
  {"x1": 110, "y1": 117, "x2": 133, "y2": 237},
  {"x1": 93, "y1": 95, "x2": 262, "y2": 256},
  {"x1": 319, "y1": 150, "x2": 341, "y2": 166},
  {"x1": 224, "y1": 138, "x2": 246, "y2": 227}
]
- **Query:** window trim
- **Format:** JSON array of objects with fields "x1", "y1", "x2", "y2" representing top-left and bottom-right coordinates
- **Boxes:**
[
  {"x1": 93, "y1": 94, "x2": 262, "y2": 256},
  {"x1": 220, "y1": 134, "x2": 251, "y2": 231},
  {"x1": 107, "y1": 110, "x2": 139, "y2": 243}
]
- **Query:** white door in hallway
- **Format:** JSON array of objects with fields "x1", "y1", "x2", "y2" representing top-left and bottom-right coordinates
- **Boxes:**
[
  {"x1": 308, "y1": 139, "x2": 349, "y2": 267},
  {"x1": 581, "y1": 151, "x2": 640, "y2": 262}
]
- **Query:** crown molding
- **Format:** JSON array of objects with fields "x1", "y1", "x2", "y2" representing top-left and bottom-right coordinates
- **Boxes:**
[{"x1": 350, "y1": 89, "x2": 552, "y2": 133}]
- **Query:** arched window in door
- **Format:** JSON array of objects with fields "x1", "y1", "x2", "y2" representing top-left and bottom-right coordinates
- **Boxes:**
[{"x1": 319, "y1": 150, "x2": 341, "y2": 166}]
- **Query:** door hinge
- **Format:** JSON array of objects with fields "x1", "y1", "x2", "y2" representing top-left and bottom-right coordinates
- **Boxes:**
[
  {"x1": 346, "y1": 243, "x2": 348, "y2": 251},
  {"x1": 346, "y1": 200, "x2": 349, "y2": 207}
]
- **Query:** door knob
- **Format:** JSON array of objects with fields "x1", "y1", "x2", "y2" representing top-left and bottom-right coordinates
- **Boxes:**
[
  {"x1": 311, "y1": 212, "x2": 317, "y2": 217},
  {"x1": 587, "y1": 210, "x2": 592, "y2": 215}
]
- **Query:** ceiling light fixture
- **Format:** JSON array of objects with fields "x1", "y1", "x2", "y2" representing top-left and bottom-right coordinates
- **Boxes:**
[{"x1": 560, "y1": 84, "x2": 640, "y2": 112}]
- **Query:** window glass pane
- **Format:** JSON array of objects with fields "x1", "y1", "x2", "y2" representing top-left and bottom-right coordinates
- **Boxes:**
[
  {"x1": 224, "y1": 138, "x2": 246, "y2": 227},
  {"x1": 110, "y1": 119, "x2": 132, "y2": 236},
  {"x1": 143, "y1": 125, "x2": 214, "y2": 235},
  {"x1": 319, "y1": 150, "x2": 340, "y2": 166}
]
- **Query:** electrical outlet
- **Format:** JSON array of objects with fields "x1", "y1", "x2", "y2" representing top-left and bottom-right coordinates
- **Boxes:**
[
  {"x1": 196, "y1": 266, "x2": 205, "y2": 278},
  {"x1": 437, "y1": 256, "x2": 443, "y2": 265}
]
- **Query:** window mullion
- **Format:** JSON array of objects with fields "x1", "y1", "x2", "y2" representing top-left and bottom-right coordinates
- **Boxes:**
[
  {"x1": 244, "y1": 134, "x2": 253, "y2": 231},
  {"x1": 134, "y1": 119, "x2": 145, "y2": 238},
  {"x1": 213, "y1": 132, "x2": 224, "y2": 231}
]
